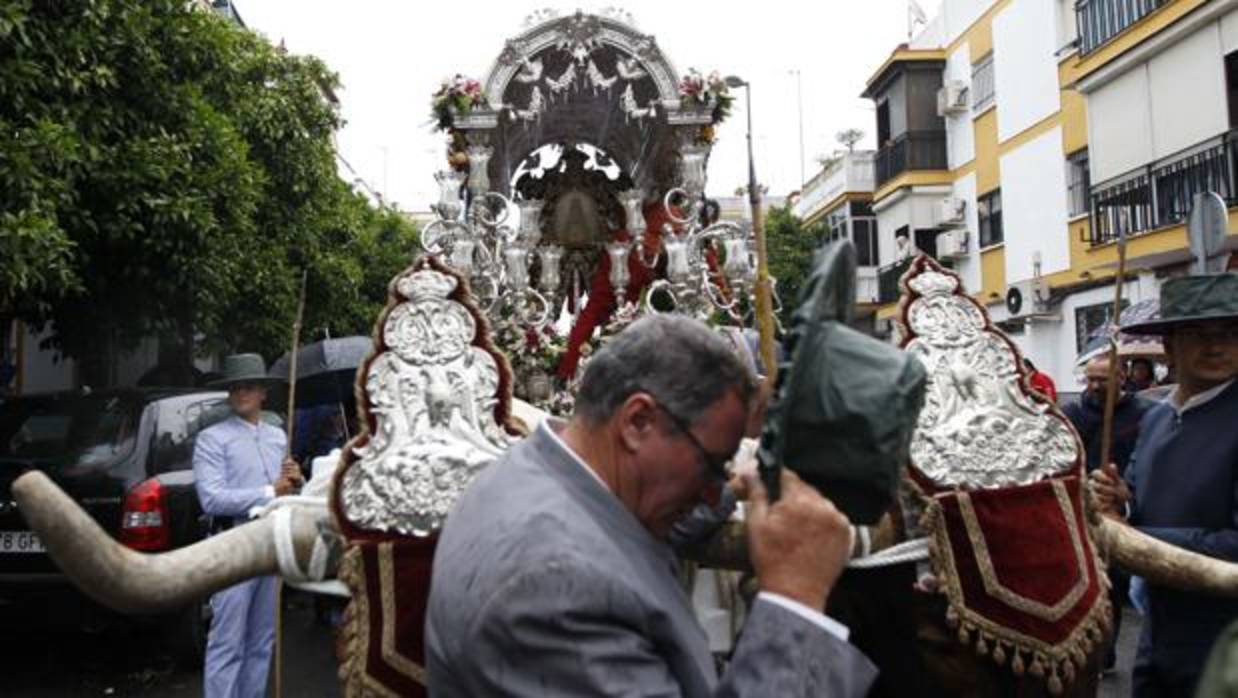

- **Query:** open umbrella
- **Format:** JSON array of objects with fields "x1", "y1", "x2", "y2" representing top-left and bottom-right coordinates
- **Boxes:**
[
  {"x1": 1075, "y1": 299, "x2": 1164, "y2": 367},
  {"x1": 268, "y1": 335, "x2": 372, "y2": 407}
]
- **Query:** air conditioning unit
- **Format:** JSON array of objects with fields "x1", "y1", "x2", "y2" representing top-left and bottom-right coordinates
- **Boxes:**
[
  {"x1": 1004, "y1": 278, "x2": 1051, "y2": 320},
  {"x1": 936, "y1": 229, "x2": 968, "y2": 260},
  {"x1": 937, "y1": 196, "x2": 966, "y2": 227},
  {"x1": 936, "y1": 80, "x2": 969, "y2": 116}
]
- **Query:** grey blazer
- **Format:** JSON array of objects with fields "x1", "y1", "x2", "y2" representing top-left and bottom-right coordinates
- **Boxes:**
[{"x1": 426, "y1": 422, "x2": 877, "y2": 697}]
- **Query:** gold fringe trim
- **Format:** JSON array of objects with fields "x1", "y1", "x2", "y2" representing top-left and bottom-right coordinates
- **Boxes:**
[
  {"x1": 335, "y1": 544, "x2": 408, "y2": 698},
  {"x1": 919, "y1": 493, "x2": 1113, "y2": 696}
]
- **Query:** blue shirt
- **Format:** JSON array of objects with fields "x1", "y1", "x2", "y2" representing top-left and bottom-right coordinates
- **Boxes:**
[
  {"x1": 1124, "y1": 379, "x2": 1238, "y2": 669},
  {"x1": 193, "y1": 414, "x2": 286, "y2": 520}
]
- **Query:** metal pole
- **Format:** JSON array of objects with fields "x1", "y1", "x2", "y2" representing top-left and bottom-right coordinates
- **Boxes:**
[
  {"x1": 792, "y1": 69, "x2": 805, "y2": 186},
  {"x1": 1099, "y1": 232, "x2": 1127, "y2": 475}
]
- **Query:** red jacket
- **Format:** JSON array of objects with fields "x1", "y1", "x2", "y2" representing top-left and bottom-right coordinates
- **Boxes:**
[{"x1": 1029, "y1": 370, "x2": 1057, "y2": 402}]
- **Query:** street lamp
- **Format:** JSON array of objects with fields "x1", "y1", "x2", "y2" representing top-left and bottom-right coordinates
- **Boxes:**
[
  {"x1": 723, "y1": 76, "x2": 757, "y2": 211},
  {"x1": 723, "y1": 74, "x2": 777, "y2": 386},
  {"x1": 789, "y1": 69, "x2": 805, "y2": 186}
]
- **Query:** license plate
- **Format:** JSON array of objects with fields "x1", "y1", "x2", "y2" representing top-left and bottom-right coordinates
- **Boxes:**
[{"x1": 0, "y1": 531, "x2": 45, "y2": 554}]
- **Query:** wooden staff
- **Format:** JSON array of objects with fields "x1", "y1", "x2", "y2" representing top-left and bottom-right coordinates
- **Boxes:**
[
  {"x1": 750, "y1": 193, "x2": 778, "y2": 390},
  {"x1": 285, "y1": 270, "x2": 309, "y2": 451},
  {"x1": 1099, "y1": 232, "x2": 1128, "y2": 476},
  {"x1": 275, "y1": 269, "x2": 308, "y2": 698}
]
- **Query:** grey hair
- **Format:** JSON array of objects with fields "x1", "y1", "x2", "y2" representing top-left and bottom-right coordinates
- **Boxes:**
[{"x1": 574, "y1": 315, "x2": 757, "y2": 426}]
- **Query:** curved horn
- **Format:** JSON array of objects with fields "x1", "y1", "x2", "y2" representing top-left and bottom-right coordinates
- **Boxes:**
[
  {"x1": 1098, "y1": 517, "x2": 1238, "y2": 596},
  {"x1": 13, "y1": 471, "x2": 323, "y2": 614}
]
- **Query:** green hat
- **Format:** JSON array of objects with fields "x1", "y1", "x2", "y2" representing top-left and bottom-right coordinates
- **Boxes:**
[
  {"x1": 1121, "y1": 272, "x2": 1238, "y2": 335},
  {"x1": 757, "y1": 240, "x2": 927, "y2": 525},
  {"x1": 208, "y1": 353, "x2": 283, "y2": 389}
]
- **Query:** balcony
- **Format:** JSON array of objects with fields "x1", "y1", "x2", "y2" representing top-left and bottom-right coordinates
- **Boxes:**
[
  {"x1": 876, "y1": 257, "x2": 916, "y2": 305},
  {"x1": 793, "y1": 152, "x2": 876, "y2": 221},
  {"x1": 1087, "y1": 130, "x2": 1237, "y2": 246},
  {"x1": 1076, "y1": 0, "x2": 1168, "y2": 55},
  {"x1": 856, "y1": 266, "x2": 880, "y2": 305},
  {"x1": 875, "y1": 131, "x2": 948, "y2": 188}
]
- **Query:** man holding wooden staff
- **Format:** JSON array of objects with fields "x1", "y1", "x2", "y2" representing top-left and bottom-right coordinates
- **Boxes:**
[
  {"x1": 1090, "y1": 272, "x2": 1238, "y2": 697},
  {"x1": 193, "y1": 353, "x2": 303, "y2": 698}
]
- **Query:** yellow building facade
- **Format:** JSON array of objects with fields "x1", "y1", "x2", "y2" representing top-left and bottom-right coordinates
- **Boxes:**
[{"x1": 831, "y1": 0, "x2": 1238, "y2": 388}]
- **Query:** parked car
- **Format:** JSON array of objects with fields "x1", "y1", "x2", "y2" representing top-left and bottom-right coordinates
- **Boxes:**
[{"x1": 0, "y1": 388, "x2": 236, "y2": 666}]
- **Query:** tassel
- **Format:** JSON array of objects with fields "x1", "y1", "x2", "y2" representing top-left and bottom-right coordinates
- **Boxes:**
[
  {"x1": 993, "y1": 642, "x2": 1007, "y2": 666},
  {"x1": 958, "y1": 625, "x2": 970, "y2": 644},
  {"x1": 975, "y1": 636, "x2": 988, "y2": 656},
  {"x1": 1012, "y1": 652, "x2": 1026, "y2": 676},
  {"x1": 1030, "y1": 655, "x2": 1045, "y2": 678},
  {"x1": 1063, "y1": 660, "x2": 1077, "y2": 685},
  {"x1": 945, "y1": 606, "x2": 959, "y2": 627},
  {"x1": 1049, "y1": 673, "x2": 1064, "y2": 696}
]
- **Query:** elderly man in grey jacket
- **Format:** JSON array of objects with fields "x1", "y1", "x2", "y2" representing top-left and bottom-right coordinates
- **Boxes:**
[{"x1": 426, "y1": 315, "x2": 877, "y2": 697}]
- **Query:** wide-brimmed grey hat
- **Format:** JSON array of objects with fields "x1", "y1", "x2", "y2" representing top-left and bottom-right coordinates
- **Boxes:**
[
  {"x1": 1122, "y1": 272, "x2": 1238, "y2": 335},
  {"x1": 207, "y1": 353, "x2": 284, "y2": 389}
]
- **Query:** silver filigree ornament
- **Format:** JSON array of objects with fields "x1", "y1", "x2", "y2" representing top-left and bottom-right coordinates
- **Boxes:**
[
  {"x1": 556, "y1": 10, "x2": 605, "y2": 64},
  {"x1": 341, "y1": 269, "x2": 515, "y2": 537},
  {"x1": 902, "y1": 263, "x2": 1077, "y2": 489}
]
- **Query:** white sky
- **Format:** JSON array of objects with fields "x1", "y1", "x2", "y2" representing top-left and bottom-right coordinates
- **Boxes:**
[{"x1": 238, "y1": 1, "x2": 943, "y2": 210}]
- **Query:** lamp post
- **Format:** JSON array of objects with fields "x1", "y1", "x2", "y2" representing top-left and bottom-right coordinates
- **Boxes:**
[
  {"x1": 790, "y1": 69, "x2": 805, "y2": 186},
  {"x1": 724, "y1": 75, "x2": 778, "y2": 385}
]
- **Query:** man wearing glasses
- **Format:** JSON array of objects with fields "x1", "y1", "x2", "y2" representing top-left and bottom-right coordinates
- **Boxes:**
[
  {"x1": 427, "y1": 315, "x2": 876, "y2": 697},
  {"x1": 1090, "y1": 272, "x2": 1238, "y2": 698}
]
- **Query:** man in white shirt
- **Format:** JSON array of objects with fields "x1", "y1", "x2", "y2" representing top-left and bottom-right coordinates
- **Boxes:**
[{"x1": 194, "y1": 353, "x2": 302, "y2": 698}]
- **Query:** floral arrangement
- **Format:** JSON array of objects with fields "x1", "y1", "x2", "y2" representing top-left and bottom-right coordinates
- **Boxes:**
[
  {"x1": 678, "y1": 69, "x2": 733, "y2": 126},
  {"x1": 493, "y1": 301, "x2": 648, "y2": 417},
  {"x1": 601, "y1": 301, "x2": 642, "y2": 338},
  {"x1": 492, "y1": 317, "x2": 566, "y2": 376},
  {"x1": 431, "y1": 74, "x2": 487, "y2": 132},
  {"x1": 491, "y1": 315, "x2": 575, "y2": 415}
]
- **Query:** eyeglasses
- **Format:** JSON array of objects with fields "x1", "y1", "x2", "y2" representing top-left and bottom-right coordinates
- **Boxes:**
[{"x1": 652, "y1": 401, "x2": 732, "y2": 482}]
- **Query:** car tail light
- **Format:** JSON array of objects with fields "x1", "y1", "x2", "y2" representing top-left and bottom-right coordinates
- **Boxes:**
[{"x1": 119, "y1": 478, "x2": 170, "y2": 551}]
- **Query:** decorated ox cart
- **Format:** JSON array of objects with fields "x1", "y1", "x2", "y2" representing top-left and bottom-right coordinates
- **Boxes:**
[{"x1": 12, "y1": 10, "x2": 1238, "y2": 698}]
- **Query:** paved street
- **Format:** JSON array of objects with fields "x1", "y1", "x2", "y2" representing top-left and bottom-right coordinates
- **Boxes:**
[
  {"x1": 1099, "y1": 607, "x2": 1141, "y2": 698},
  {"x1": 0, "y1": 590, "x2": 342, "y2": 697}
]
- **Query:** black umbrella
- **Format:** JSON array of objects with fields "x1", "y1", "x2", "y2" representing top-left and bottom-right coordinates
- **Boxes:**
[{"x1": 268, "y1": 335, "x2": 372, "y2": 407}]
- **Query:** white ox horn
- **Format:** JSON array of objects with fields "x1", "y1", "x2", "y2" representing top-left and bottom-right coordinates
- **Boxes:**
[
  {"x1": 12, "y1": 471, "x2": 327, "y2": 614},
  {"x1": 1098, "y1": 517, "x2": 1238, "y2": 595}
]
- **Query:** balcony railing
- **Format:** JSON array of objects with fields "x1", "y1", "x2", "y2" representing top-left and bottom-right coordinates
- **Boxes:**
[
  {"x1": 793, "y1": 151, "x2": 876, "y2": 221},
  {"x1": 1088, "y1": 130, "x2": 1237, "y2": 246},
  {"x1": 877, "y1": 257, "x2": 916, "y2": 305},
  {"x1": 875, "y1": 131, "x2": 948, "y2": 188},
  {"x1": 1076, "y1": 0, "x2": 1168, "y2": 55}
]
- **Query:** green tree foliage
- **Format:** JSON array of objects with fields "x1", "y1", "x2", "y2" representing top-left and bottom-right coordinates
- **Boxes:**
[
  {"x1": 0, "y1": 0, "x2": 417, "y2": 383},
  {"x1": 764, "y1": 205, "x2": 827, "y2": 327}
]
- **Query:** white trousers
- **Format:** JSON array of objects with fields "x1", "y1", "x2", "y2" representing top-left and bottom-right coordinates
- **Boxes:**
[{"x1": 204, "y1": 575, "x2": 277, "y2": 698}]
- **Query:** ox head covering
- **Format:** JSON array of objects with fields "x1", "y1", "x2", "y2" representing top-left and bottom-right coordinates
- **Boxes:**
[{"x1": 757, "y1": 240, "x2": 927, "y2": 525}]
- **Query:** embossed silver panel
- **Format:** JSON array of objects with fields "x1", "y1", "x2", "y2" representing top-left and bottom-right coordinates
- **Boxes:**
[
  {"x1": 900, "y1": 265, "x2": 1077, "y2": 488},
  {"x1": 481, "y1": 10, "x2": 679, "y2": 111},
  {"x1": 340, "y1": 269, "x2": 515, "y2": 537}
]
